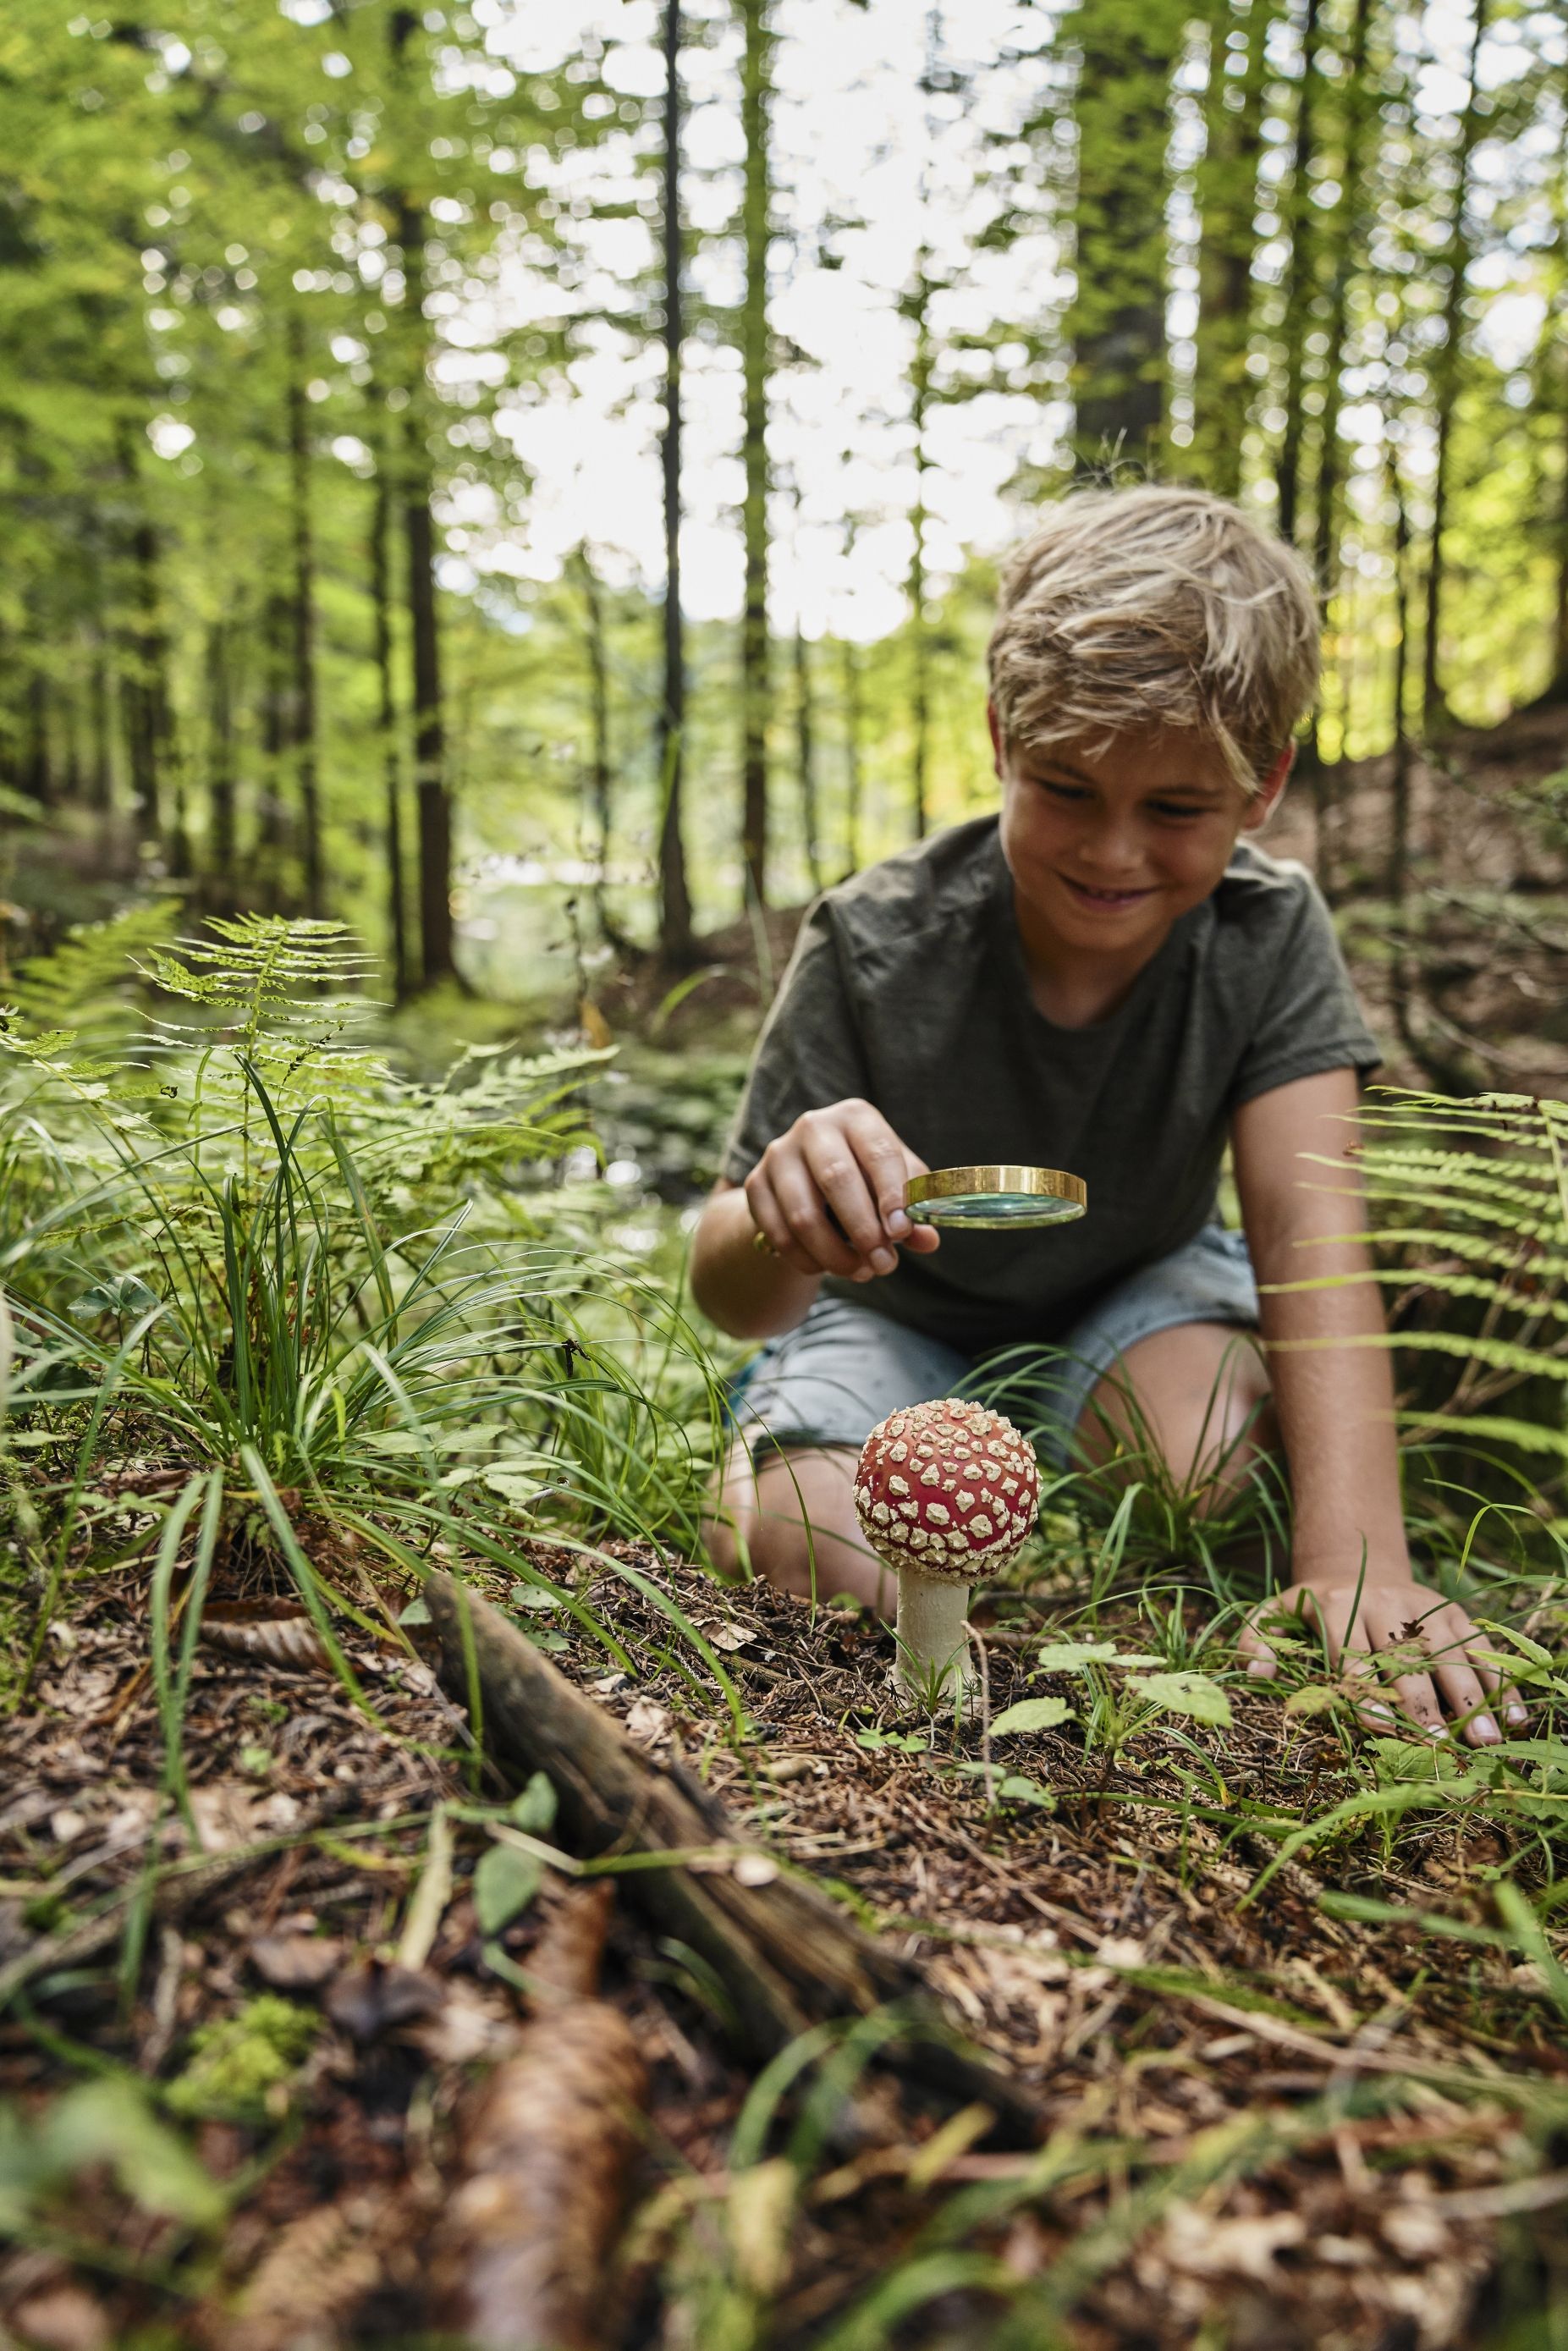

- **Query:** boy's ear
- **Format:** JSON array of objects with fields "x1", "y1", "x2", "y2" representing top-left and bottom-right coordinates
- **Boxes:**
[
  {"x1": 1242, "y1": 742, "x2": 1295, "y2": 832},
  {"x1": 987, "y1": 700, "x2": 1004, "y2": 779}
]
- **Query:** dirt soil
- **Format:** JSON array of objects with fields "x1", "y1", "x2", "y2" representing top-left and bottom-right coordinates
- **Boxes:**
[{"x1": 3, "y1": 1519, "x2": 1565, "y2": 2351}]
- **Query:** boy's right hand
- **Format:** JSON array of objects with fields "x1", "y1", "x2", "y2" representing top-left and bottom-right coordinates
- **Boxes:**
[{"x1": 744, "y1": 1099, "x2": 942, "y2": 1283}]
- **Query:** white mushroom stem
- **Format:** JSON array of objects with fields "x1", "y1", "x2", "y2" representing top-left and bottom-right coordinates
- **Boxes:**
[{"x1": 894, "y1": 1571, "x2": 973, "y2": 1708}]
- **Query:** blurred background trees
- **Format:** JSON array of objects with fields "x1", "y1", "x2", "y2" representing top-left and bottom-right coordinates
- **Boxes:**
[{"x1": 2, "y1": 0, "x2": 1565, "y2": 1005}]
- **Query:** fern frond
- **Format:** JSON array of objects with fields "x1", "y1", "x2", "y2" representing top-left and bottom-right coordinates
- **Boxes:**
[{"x1": 8, "y1": 904, "x2": 178, "y2": 1042}]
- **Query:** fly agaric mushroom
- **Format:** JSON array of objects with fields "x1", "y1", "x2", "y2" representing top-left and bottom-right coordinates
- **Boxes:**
[{"x1": 854, "y1": 1399, "x2": 1040, "y2": 1707}]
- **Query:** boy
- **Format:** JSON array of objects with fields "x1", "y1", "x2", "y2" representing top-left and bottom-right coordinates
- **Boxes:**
[{"x1": 691, "y1": 484, "x2": 1519, "y2": 1747}]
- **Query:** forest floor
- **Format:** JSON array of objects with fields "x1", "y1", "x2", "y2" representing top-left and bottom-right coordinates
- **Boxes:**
[
  {"x1": 3, "y1": 1508, "x2": 1566, "y2": 2348},
  {"x1": 4, "y1": 704, "x2": 1568, "y2": 2348}
]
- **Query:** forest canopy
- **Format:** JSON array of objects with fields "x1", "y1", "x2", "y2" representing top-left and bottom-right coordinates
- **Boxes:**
[{"x1": 1, "y1": 0, "x2": 1565, "y2": 986}]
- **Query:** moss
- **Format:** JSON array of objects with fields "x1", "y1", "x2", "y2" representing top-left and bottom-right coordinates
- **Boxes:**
[{"x1": 165, "y1": 1995, "x2": 320, "y2": 2123}]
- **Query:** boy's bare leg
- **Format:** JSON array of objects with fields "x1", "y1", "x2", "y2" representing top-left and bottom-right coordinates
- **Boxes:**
[
  {"x1": 703, "y1": 1444, "x2": 895, "y2": 1611},
  {"x1": 1076, "y1": 1320, "x2": 1276, "y2": 1511}
]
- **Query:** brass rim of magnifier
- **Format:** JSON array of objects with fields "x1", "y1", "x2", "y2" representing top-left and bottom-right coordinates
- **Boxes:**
[{"x1": 905, "y1": 1164, "x2": 1088, "y2": 1218}]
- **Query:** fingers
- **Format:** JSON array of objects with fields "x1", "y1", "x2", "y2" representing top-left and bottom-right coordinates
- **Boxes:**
[{"x1": 750, "y1": 1104, "x2": 933, "y2": 1281}]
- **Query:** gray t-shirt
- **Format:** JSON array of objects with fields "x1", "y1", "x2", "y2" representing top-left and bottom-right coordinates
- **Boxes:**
[{"x1": 721, "y1": 816, "x2": 1380, "y2": 1352}]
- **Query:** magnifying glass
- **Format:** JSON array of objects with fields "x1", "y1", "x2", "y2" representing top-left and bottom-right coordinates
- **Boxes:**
[{"x1": 904, "y1": 1164, "x2": 1087, "y2": 1230}]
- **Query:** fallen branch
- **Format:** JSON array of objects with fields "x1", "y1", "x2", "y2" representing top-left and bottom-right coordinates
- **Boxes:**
[{"x1": 427, "y1": 1572, "x2": 1043, "y2": 2137}]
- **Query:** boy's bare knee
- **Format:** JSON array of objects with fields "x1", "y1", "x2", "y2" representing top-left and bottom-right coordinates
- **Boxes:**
[
  {"x1": 705, "y1": 1444, "x2": 893, "y2": 1610},
  {"x1": 1079, "y1": 1322, "x2": 1276, "y2": 1507}
]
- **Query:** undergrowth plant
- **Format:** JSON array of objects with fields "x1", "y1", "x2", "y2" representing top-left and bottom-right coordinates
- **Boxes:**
[{"x1": 0, "y1": 912, "x2": 729, "y2": 1679}]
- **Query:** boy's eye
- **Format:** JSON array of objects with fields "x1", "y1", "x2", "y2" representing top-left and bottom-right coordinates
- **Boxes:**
[
  {"x1": 1149, "y1": 801, "x2": 1208, "y2": 821},
  {"x1": 1038, "y1": 779, "x2": 1089, "y2": 802}
]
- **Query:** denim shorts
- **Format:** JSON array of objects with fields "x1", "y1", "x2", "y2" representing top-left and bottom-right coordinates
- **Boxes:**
[{"x1": 729, "y1": 1223, "x2": 1259, "y2": 1472}]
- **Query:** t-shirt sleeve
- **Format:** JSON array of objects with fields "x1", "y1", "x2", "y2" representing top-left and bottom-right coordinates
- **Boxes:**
[
  {"x1": 720, "y1": 899, "x2": 872, "y2": 1183},
  {"x1": 1228, "y1": 875, "x2": 1381, "y2": 1109}
]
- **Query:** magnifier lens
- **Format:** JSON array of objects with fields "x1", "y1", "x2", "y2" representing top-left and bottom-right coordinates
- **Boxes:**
[{"x1": 905, "y1": 1164, "x2": 1087, "y2": 1231}]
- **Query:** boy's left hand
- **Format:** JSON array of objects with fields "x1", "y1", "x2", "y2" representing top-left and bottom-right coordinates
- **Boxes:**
[{"x1": 1238, "y1": 1566, "x2": 1529, "y2": 1747}]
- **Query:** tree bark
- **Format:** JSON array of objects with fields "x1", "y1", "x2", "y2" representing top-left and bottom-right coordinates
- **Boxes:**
[
  {"x1": 1191, "y1": 0, "x2": 1272, "y2": 498},
  {"x1": 206, "y1": 620, "x2": 236, "y2": 885},
  {"x1": 88, "y1": 640, "x2": 113, "y2": 814},
  {"x1": 739, "y1": 0, "x2": 773, "y2": 911},
  {"x1": 573, "y1": 543, "x2": 626, "y2": 956},
  {"x1": 287, "y1": 311, "x2": 323, "y2": 917},
  {"x1": 1422, "y1": 0, "x2": 1490, "y2": 731},
  {"x1": 1066, "y1": 0, "x2": 1183, "y2": 472},
  {"x1": 391, "y1": 6, "x2": 456, "y2": 987},
  {"x1": 906, "y1": 258, "x2": 933, "y2": 841},
  {"x1": 371, "y1": 456, "x2": 408, "y2": 1000},
  {"x1": 794, "y1": 622, "x2": 822, "y2": 895},
  {"x1": 425, "y1": 1572, "x2": 1042, "y2": 2134},
  {"x1": 1274, "y1": 0, "x2": 1323, "y2": 549},
  {"x1": 657, "y1": 0, "x2": 694, "y2": 965}
]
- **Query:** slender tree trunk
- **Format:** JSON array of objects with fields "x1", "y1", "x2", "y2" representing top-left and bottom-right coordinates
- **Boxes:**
[
  {"x1": 1388, "y1": 449, "x2": 1412, "y2": 915},
  {"x1": 738, "y1": 0, "x2": 773, "y2": 910},
  {"x1": 119, "y1": 432, "x2": 168, "y2": 843},
  {"x1": 256, "y1": 590, "x2": 289, "y2": 900},
  {"x1": 1192, "y1": 0, "x2": 1272, "y2": 498},
  {"x1": 1301, "y1": 0, "x2": 1373, "y2": 889},
  {"x1": 1422, "y1": 0, "x2": 1490, "y2": 730},
  {"x1": 907, "y1": 260, "x2": 932, "y2": 841},
  {"x1": 1066, "y1": 0, "x2": 1183, "y2": 471},
  {"x1": 287, "y1": 312, "x2": 323, "y2": 916},
  {"x1": 88, "y1": 640, "x2": 113, "y2": 813},
  {"x1": 207, "y1": 621, "x2": 236, "y2": 884},
  {"x1": 23, "y1": 673, "x2": 50, "y2": 807},
  {"x1": 390, "y1": 6, "x2": 456, "y2": 987},
  {"x1": 1554, "y1": 385, "x2": 1568, "y2": 696},
  {"x1": 794, "y1": 623, "x2": 822, "y2": 895},
  {"x1": 1274, "y1": 0, "x2": 1323, "y2": 548},
  {"x1": 840, "y1": 636, "x2": 864, "y2": 880},
  {"x1": 573, "y1": 543, "x2": 616, "y2": 950},
  {"x1": 371, "y1": 456, "x2": 409, "y2": 999},
  {"x1": 657, "y1": 0, "x2": 694, "y2": 963}
]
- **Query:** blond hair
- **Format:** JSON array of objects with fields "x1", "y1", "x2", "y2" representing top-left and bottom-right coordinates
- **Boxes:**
[{"x1": 987, "y1": 484, "x2": 1319, "y2": 791}]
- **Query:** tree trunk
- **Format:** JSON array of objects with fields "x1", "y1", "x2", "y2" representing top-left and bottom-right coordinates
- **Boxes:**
[
  {"x1": 119, "y1": 433, "x2": 168, "y2": 843},
  {"x1": 88, "y1": 641, "x2": 113, "y2": 814},
  {"x1": 371, "y1": 459, "x2": 408, "y2": 999},
  {"x1": 1301, "y1": 0, "x2": 1373, "y2": 892},
  {"x1": 23, "y1": 672, "x2": 51, "y2": 807},
  {"x1": 255, "y1": 591, "x2": 289, "y2": 903},
  {"x1": 1066, "y1": 0, "x2": 1183, "y2": 472},
  {"x1": 1274, "y1": 0, "x2": 1323, "y2": 549},
  {"x1": 206, "y1": 621, "x2": 236, "y2": 885},
  {"x1": 390, "y1": 7, "x2": 456, "y2": 987},
  {"x1": 1191, "y1": 0, "x2": 1272, "y2": 498},
  {"x1": 573, "y1": 543, "x2": 618, "y2": 952},
  {"x1": 657, "y1": 0, "x2": 694, "y2": 964},
  {"x1": 840, "y1": 636, "x2": 864, "y2": 879},
  {"x1": 794, "y1": 623, "x2": 822, "y2": 895},
  {"x1": 739, "y1": 0, "x2": 773, "y2": 911},
  {"x1": 287, "y1": 312, "x2": 323, "y2": 917},
  {"x1": 906, "y1": 261, "x2": 933, "y2": 841},
  {"x1": 1422, "y1": 0, "x2": 1490, "y2": 731}
]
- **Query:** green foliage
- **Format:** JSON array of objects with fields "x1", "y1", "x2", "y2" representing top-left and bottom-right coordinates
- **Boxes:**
[
  {"x1": 166, "y1": 1995, "x2": 320, "y2": 2123},
  {"x1": 0, "y1": 2077, "x2": 226, "y2": 2233},
  {"x1": 0, "y1": 916, "x2": 728, "y2": 1615}
]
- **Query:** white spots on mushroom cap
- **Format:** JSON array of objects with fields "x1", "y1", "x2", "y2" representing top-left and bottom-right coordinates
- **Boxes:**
[
  {"x1": 926, "y1": 1501, "x2": 951, "y2": 1527},
  {"x1": 889, "y1": 1473, "x2": 910, "y2": 1496},
  {"x1": 889, "y1": 1440, "x2": 908, "y2": 1462},
  {"x1": 956, "y1": 1489, "x2": 974, "y2": 1511},
  {"x1": 971, "y1": 1511, "x2": 993, "y2": 1539}
]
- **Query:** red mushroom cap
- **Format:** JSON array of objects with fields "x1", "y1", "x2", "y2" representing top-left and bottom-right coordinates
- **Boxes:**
[{"x1": 853, "y1": 1399, "x2": 1040, "y2": 1583}]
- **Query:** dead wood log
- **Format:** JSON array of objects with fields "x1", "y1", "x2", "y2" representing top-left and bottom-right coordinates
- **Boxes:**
[
  {"x1": 431, "y1": 1883, "x2": 647, "y2": 2351},
  {"x1": 427, "y1": 1572, "x2": 1043, "y2": 2138}
]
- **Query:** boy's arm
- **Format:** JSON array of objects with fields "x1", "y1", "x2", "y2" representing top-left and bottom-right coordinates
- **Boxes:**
[{"x1": 1232, "y1": 1067, "x2": 1521, "y2": 1744}]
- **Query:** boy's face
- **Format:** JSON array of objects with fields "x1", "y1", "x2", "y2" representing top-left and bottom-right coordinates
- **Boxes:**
[{"x1": 992, "y1": 712, "x2": 1288, "y2": 964}]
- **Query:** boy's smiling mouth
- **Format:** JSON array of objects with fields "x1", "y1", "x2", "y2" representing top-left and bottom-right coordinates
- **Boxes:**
[{"x1": 1059, "y1": 874, "x2": 1157, "y2": 911}]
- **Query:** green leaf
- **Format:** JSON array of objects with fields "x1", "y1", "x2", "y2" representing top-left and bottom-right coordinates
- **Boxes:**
[
  {"x1": 1284, "y1": 1684, "x2": 1339, "y2": 1716},
  {"x1": 69, "y1": 1272, "x2": 159, "y2": 1321},
  {"x1": 1125, "y1": 1671, "x2": 1233, "y2": 1728},
  {"x1": 42, "y1": 2080, "x2": 225, "y2": 2228},
  {"x1": 997, "y1": 1773, "x2": 1054, "y2": 1808},
  {"x1": 990, "y1": 1695, "x2": 1072, "y2": 1737},
  {"x1": 473, "y1": 1842, "x2": 543, "y2": 1935},
  {"x1": 509, "y1": 1770, "x2": 558, "y2": 1836},
  {"x1": 1032, "y1": 1640, "x2": 1120, "y2": 1672}
]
